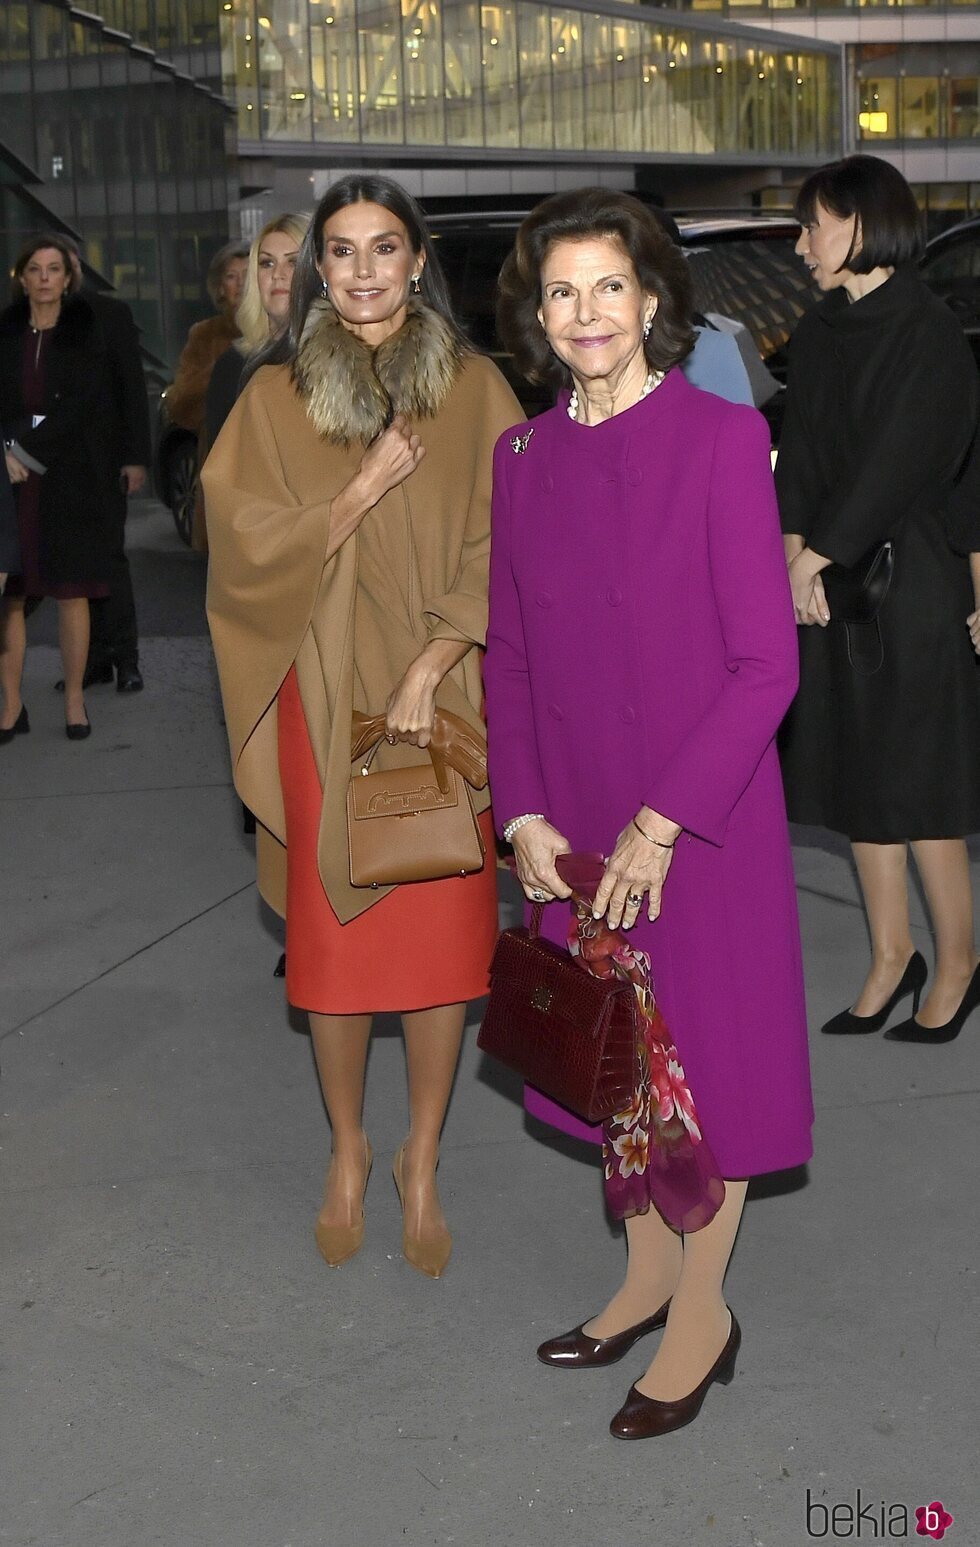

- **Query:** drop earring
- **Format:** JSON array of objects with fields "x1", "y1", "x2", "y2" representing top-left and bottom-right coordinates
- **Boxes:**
[
  {"x1": 643, "y1": 317, "x2": 652, "y2": 339},
  {"x1": 410, "y1": 274, "x2": 421, "y2": 295},
  {"x1": 320, "y1": 278, "x2": 329, "y2": 298}
]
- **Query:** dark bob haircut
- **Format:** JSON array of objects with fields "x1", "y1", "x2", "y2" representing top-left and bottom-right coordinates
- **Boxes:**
[
  {"x1": 794, "y1": 154, "x2": 923, "y2": 274},
  {"x1": 496, "y1": 188, "x2": 694, "y2": 387}
]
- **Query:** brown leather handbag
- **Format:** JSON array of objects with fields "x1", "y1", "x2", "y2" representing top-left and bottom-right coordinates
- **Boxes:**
[
  {"x1": 477, "y1": 900, "x2": 640, "y2": 1123},
  {"x1": 347, "y1": 729, "x2": 486, "y2": 889}
]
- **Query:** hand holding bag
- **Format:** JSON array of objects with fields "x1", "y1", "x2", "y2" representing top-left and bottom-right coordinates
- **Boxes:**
[
  {"x1": 347, "y1": 733, "x2": 485, "y2": 889},
  {"x1": 821, "y1": 539, "x2": 894, "y2": 675},
  {"x1": 478, "y1": 853, "x2": 725, "y2": 1231}
]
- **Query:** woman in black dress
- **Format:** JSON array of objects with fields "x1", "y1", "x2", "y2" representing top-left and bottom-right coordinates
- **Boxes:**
[
  {"x1": 0, "y1": 235, "x2": 114, "y2": 742},
  {"x1": 778, "y1": 155, "x2": 980, "y2": 1043}
]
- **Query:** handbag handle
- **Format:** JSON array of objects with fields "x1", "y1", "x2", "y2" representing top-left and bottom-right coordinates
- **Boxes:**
[{"x1": 355, "y1": 737, "x2": 454, "y2": 798}]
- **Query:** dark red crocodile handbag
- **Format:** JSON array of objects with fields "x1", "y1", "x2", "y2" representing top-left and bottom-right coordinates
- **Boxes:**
[{"x1": 477, "y1": 900, "x2": 639, "y2": 1124}]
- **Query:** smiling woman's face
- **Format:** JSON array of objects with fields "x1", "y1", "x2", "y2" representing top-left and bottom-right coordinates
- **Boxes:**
[
  {"x1": 538, "y1": 234, "x2": 655, "y2": 385},
  {"x1": 317, "y1": 200, "x2": 423, "y2": 342}
]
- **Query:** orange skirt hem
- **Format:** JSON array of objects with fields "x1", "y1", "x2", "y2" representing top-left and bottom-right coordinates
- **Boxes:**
[{"x1": 277, "y1": 666, "x2": 498, "y2": 1015}]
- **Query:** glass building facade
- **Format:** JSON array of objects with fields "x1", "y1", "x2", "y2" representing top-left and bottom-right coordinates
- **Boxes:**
[
  {"x1": 856, "y1": 42, "x2": 979, "y2": 142},
  {"x1": 0, "y1": 1, "x2": 234, "y2": 368},
  {"x1": 221, "y1": 0, "x2": 841, "y2": 160}
]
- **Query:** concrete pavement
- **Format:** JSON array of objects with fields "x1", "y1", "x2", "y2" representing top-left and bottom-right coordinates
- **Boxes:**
[{"x1": 2, "y1": 501, "x2": 978, "y2": 1547}]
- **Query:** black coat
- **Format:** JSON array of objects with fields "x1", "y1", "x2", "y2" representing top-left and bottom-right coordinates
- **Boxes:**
[
  {"x1": 0, "y1": 294, "x2": 115, "y2": 587},
  {"x1": 0, "y1": 458, "x2": 17, "y2": 575},
  {"x1": 777, "y1": 267, "x2": 980, "y2": 842},
  {"x1": 204, "y1": 342, "x2": 246, "y2": 450},
  {"x1": 85, "y1": 290, "x2": 152, "y2": 470}
]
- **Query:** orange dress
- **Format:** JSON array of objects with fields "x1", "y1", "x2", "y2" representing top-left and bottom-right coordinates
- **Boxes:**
[{"x1": 277, "y1": 666, "x2": 499, "y2": 1014}]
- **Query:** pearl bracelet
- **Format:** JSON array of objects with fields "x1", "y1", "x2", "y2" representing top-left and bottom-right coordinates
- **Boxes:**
[{"x1": 503, "y1": 812, "x2": 545, "y2": 842}]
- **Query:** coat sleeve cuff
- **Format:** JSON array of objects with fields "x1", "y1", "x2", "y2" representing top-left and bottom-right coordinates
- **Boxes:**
[{"x1": 8, "y1": 441, "x2": 45, "y2": 475}]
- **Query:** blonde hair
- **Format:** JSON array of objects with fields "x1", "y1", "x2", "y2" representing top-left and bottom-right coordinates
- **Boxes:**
[{"x1": 235, "y1": 214, "x2": 310, "y2": 355}]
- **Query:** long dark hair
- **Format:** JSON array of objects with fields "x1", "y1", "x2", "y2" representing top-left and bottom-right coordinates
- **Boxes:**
[{"x1": 246, "y1": 175, "x2": 464, "y2": 384}]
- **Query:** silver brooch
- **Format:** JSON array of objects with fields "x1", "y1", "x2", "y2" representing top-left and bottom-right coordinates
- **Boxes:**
[{"x1": 510, "y1": 428, "x2": 534, "y2": 455}]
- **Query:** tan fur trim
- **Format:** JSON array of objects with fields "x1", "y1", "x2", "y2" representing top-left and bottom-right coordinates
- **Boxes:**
[{"x1": 293, "y1": 300, "x2": 464, "y2": 445}]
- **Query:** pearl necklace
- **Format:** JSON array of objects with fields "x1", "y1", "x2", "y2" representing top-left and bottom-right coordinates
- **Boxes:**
[{"x1": 567, "y1": 369, "x2": 664, "y2": 422}]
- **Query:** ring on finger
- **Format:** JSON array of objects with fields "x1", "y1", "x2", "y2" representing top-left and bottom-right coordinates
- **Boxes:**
[
  {"x1": 626, "y1": 891, "x2": 644, "y2": 906},
  {"x1": 529, "y1": 888, "x2": 549, "y2": 903}
]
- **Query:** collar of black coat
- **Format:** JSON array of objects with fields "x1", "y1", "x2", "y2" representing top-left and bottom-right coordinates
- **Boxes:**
[
  {"x1": 0, "y1": 291, "x2": 97, "y2": 344},
  {"x1": 817, "y1": 264, "x2": 925, "y2": 331},
  {"x1": 292, "y1": 298, "x2": 465, "y2": 445}
]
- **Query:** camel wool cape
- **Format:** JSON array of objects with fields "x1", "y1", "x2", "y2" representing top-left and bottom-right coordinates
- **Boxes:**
[{"x1": 203, "y1": 303, "x2": 521, "y2": 923}]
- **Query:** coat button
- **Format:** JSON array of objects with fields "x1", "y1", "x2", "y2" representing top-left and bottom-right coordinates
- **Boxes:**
[
  {"x1": 606, "y1": 587, "x2": 623, "y2": 607},
  {"x1": 548, "y1": 703, "x2": 564, "y2": 721},
  {"x1": 619, "y1": 705, "x2": 636, "y2": 724},
  {"x1": 627, "y1": 467, "x2": 642, "y2": 486},
  {"x1": 535, "y1": 591, "x2": 553, "y2": 609},
  {"x1": 540, "y1": 474, "x2": 554, "y2": 493}
]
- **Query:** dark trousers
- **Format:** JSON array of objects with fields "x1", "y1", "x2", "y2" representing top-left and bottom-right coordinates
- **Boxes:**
[{"x1": 89, "y1": 492, "x2": 138, "y2": 668}]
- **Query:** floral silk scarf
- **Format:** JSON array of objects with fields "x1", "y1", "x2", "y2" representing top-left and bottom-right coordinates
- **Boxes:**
[{"x1": 566, "y1": 895, "x2": 726, "y2": 1232}]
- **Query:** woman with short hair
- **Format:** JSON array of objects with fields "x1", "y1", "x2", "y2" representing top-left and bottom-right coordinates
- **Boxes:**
[
  {"x1": 485, "y1": 187, "x2": 813, "y2": 1439},
  {"x1": 203, "y1": 175, "x2": 521, "y2": 1278},
  {"x1": 778, "y1": 154, "x2": 980, "y2": 1044}
]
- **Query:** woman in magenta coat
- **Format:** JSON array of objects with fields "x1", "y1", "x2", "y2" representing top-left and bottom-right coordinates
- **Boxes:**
[{"x1": 485, "y1": 189, "x2": 813, "y2": 1441}]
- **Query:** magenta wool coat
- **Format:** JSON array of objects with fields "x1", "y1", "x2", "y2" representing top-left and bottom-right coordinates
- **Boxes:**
[{"x1": 484, "y1": 369, "x2": 813, "y2": 1178}]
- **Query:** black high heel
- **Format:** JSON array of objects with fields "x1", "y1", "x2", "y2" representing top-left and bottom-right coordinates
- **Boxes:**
[
  {"x1": 820, "y1": 951, "x2": 927, "y2": 1035},
  {"x1": 0, "y1": 705, "x2": 29, "y2": 745},
  {"x1": 884, "y1": 961, "x2": 980, "y2": 1044}
]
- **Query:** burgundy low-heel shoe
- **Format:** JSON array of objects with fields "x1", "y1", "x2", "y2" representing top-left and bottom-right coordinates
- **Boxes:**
[
  {"x1": 609, "y1": 1312, "x2": 741, "y2": 1439},
  {"x1": 536, "y1": 1301, "x2": 670, "y2": 1369}
]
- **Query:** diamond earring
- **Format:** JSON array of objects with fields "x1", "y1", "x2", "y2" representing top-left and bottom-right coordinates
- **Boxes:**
[
  {"x1": 320, "y1": 278, "x2": 329, "y2": 298},
  {"x1": 410, "y1": 274, "x2": 421, "y2": 295}
]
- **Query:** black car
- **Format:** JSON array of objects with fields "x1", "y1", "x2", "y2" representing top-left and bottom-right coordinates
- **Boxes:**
[{"x1": 920, "y1": 217, "x2": 980, "y2": 368}]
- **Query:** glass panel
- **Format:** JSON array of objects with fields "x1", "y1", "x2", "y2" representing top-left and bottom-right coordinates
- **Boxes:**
[
  {"x1": 517, "y1": 2, "x2": 552, "y2": 149},
  {"x1": 312, "y1": 0, "x2": 360, "y2": 141},
  {"x1": 481, "y1": 2, "x2": 518, "y2": 146},
  {"x1": 257, "y1": 3, "x2": 313, "y2": 141},
  {"x1": 442, "y1": 0, "x2": 483, "y2": 145},
  {"x1": 901, "y1": 76, "x2": 942, "y2": 138},
  {"x1": 358, "y1": 0, "x2": 405, "y2": 142},
  {"x1": 223, "y1": 1, "x2": 259, "y2": 134},
  {"x1": 403, "y1": 0, "x2": 446, "y2": 143},
  {"x1": 689, "y1": 33, "x2": 717, "y2": 152},
  {"x1": 613, "y1": 20, "x2": 643, "y2": 153},
  {"x1": 667, "y1": 31, "x2": 693, "y2": 155},
  {"x1": 584, "y1": 14, "x2": 614, "y2": 151},
  {"x1": 640, "y1": 28, "x2": 670, "y2": 153},
  {"x1": 949, "y1": 77, "x2": 980, "y2": 138},
  {"x1": 551, "y1": 10, "x2": 584, "y2": 153},
  {"x1": 858, "y1": 77, "x2": 897, "y2": 139},
  {"x1": 713, "y1": 41, "x2": 738, "y2": 152}
]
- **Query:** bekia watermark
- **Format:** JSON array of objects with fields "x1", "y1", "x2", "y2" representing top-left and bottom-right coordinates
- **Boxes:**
[{"x1": 805, "y1": 1489, "x2": 955, "y2": 1539}]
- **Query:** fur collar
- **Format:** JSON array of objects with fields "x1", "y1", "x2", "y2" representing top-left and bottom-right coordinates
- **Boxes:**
[{"x1": 293, "y1": 300, "x2": 464, "y2": 445}]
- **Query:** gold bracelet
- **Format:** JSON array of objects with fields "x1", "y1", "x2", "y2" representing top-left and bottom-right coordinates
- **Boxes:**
[{"x1": 632, "y1": 817, "x2": 675, "y2": 849}]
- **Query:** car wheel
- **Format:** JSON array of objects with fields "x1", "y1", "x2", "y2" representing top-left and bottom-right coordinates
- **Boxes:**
[{"x1": 167, "y1": 440, "x2": 198, "y2": 547}]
